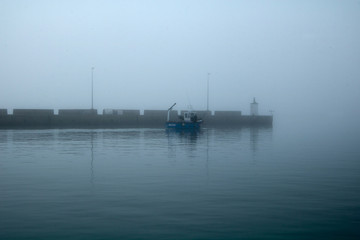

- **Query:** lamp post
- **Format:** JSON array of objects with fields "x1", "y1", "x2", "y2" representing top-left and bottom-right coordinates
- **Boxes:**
[
  {"x1": 207, "y1": 73, "x2": 210, "y2": 112},
  {"x1": 91, "y1": 67, "x2": 94, "y2": 110}
]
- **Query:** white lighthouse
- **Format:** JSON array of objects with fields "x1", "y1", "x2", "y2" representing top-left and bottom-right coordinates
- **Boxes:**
[{"x1": 250, "y1": 98, "x2": 258, "y2": 116}]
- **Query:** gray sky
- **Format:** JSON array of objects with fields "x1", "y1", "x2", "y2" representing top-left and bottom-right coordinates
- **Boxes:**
[{"x1": 1, "y1": 0, "x2": 359, "y2": 122}]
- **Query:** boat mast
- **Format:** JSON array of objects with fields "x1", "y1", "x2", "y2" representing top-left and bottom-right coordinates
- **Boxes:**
[{"x1": 167, "y1": 103, "x2": 176, "y2": 121}]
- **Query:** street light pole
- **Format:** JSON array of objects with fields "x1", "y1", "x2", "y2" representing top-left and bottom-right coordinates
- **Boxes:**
[
  {"x1": 207, "y1": 73, "x2": 210, "y2": 112},
  {"x1": 91, "y1": 67, "x2": 94, "y2": 110}
]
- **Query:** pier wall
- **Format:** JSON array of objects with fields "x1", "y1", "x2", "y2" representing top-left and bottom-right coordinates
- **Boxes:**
[
  {"x1": 13, "y1": 109, "x2": 54, "y2": 116},
  {"x1": 0, "y1": 109, "x2": 7, "y2": 116},
  {"x1": 0, "y1": 108, "x2": 272, "y2": 129},
  {"x1": 102, "y1": 110, "x2": 140, "y2": 127},
  {"x1": 140, "y1": 110, "x2": 178, "y2": 127},
  {"x1": 58, "y1": 109, "x2": 97, "y2": 116},
  {"x1": 55, "y1": 109, "x2": 99, "y2": 128},
  {"x1": 214, "y1": 111, "x2": 242, "y2": 117},
  {"x1": 204, "y1": 111, "x2": 243, "y2": 127},
  {"x1": 1, "y1": 109, "x2": 55, "y2": 127}
]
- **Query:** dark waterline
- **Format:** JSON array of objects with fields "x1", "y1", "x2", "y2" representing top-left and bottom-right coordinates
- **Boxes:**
[{"x1": 1, "y1": 126, "x2": 359, "y2": 239}]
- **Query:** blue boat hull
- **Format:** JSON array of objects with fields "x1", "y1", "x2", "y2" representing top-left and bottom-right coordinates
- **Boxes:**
[{"x1": 166, "y1": 121, "x2": 202, "y2": 129}]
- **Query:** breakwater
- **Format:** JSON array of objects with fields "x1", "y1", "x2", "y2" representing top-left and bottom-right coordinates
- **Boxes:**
[{"x1": 0, "y1": 109, "x2": 273, "y2": 129}]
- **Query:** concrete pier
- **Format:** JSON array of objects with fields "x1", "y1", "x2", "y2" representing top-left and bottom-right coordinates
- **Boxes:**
[
  {"x1": 0, "y1": 108, "x2": 273, "y2": 129},
  {"x1": 0, "y1": 109, "x2": 7, "y2": 116}
]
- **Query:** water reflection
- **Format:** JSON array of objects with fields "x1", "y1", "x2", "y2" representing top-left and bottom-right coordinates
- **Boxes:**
[
  {"x1": 250, "y1": 127, "x2": 259, "y2": 153},
  {"x1": 1, "y1": 127, "x2": 293, "y2": 240},
  {"x1": 0, "y1": 130, "x2": 8, "y2": 143},
  {"x1": 164, "y1": 127, "x2": 273, "y2": 160},
  {"x1": 0, "y1": 130, "x2": 9, "y2": 150},
  {"x1": 249, "y1": 127, "x2": 273, "y2": 160},
  {"x1": 11, "y1": 130, "x2": 56, "y2": 143},
  {"x1": 166, "y1": 129, "x2": 200, "y2": 143},
  {"x1": 90, "y1": 131, "x2": 94, "y2": 187},
  {"x1": 166, "y1": 129, "x2": 202, "y2": 159},
  {"x1": 1, "y1": 128, "x2": 273, "y2": 188}
]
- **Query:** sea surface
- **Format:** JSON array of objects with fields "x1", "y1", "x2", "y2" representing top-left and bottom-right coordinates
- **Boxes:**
[{"x1": 1, "y1": 122, "x2": 360, "y2": 239}]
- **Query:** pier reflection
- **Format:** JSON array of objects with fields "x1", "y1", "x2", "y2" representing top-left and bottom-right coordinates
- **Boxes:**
[
  {"x1": 249, "y1": 126, "x2": 273, "y2": 155},
  {"x1": 0, "y1": 130, "x2": 9, "y2": 150}
]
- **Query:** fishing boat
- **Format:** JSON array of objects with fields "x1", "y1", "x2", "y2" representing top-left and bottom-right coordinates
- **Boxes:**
[{"x1": 166, "y1": 103, "x2": 203, "y2": 129}]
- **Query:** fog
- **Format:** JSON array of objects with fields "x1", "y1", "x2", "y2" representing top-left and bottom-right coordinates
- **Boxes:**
[{"x1": 1, "y1": 0, "x2": 360, "y2": 127}]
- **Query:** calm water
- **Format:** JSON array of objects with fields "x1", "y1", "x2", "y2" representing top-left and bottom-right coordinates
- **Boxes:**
[{"x1": 1, "y1": 124, "x2": 360, "y2": 239}]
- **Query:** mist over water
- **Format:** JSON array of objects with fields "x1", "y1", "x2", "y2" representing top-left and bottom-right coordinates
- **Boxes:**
[
  {"x1": 1, "y1": 0, "x2": 360, "y2": 239},
  {"x1": 1, "y1": 124, "x2": 359, "y2": 239},
  {"x1": 1, "y1": 0, "x2": 360, "y2": 119}
]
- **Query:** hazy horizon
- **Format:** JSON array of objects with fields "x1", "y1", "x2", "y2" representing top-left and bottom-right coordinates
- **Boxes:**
[
  {"x1": 1, "y1": 0, "x2": 360, "y2": 123},
  {"x1": 2, "y1": 2, "x2": 360, "y2": 239}
]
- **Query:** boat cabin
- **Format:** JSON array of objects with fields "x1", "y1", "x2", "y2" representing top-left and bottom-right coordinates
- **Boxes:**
[{"x1": 183, "y1": 112, "x2": 198, "y2": 123}]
